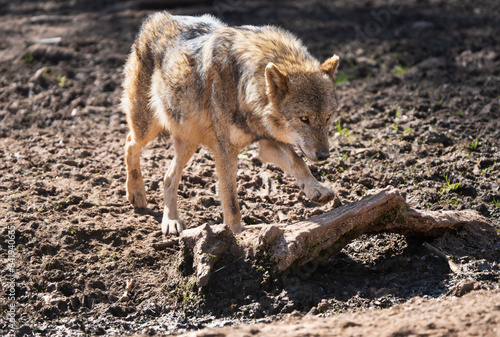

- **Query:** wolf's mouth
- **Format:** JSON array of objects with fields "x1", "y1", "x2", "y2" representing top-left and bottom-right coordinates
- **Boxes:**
[
  {"x1": 297, "y1": 144, "x2": 319, "y2": 162},
  {"x1": 297, "y1": 144, "x2": 305, "y2": 156}
]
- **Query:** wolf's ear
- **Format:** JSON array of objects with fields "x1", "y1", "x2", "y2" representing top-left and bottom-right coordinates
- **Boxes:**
[
  {"x1": 265, "y1": 63, "x2": 288, "y2": 98},
  {"x1": 321, "y1": 54, "x2": 339, "y2": 81}
]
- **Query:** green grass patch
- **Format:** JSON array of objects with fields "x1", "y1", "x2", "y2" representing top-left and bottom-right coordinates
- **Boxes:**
[
  {"x1": 335, "y1": 72, "x2": 351, "y2": 87},
  {"x1": 467, "y1": 138, "x2": 479, "y2": 150},
  {"x1": 336, "y1": 120, "x2": 350, "y2": 136},
  {"x1": 22, "y1": 53, "x2": 34, "y2": 63},
  {"x1": 57, "y1": 76, "x2": 67, "y2": 87},
  {"x1": 440, "y1": 175, "x2": 461, "y2": 194},
  {"x1": 395, "y1": 64, "x2": 410, "y2": 75}
]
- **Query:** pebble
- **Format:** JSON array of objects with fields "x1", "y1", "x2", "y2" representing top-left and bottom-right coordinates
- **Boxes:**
[{"x1": 451, "y1": 279, "x2": 480, "y2": 297}]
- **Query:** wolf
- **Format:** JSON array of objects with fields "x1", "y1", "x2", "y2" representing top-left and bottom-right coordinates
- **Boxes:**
[{"x1": 122, "y1": 12, "x2": 340, "y2": 235}]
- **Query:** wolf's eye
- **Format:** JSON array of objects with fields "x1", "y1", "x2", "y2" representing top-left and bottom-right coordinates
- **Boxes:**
[
  {"x1": 300, "y1": 116, "x2": 310, "y2": 124},
  {"x1": 326, "y1": 114, "x2": 332, "y2": 122}
]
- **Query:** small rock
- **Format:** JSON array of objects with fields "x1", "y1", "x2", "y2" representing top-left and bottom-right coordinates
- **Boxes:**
[
  {"x1": 152, "y1": 238, "x2": 178, "y2": 251},
  {"x1": 306, "y1": 306, "x2": 319, "y2": 315},
  {"x1": 75, "y1": 72, "x2": 85, "y2": 81},
  {"x1": 452, "y1": 279, "x2": 480, "y2": 297},
  {"x1": 317, "y1": 299, "x2": 332, "y2": 312}
]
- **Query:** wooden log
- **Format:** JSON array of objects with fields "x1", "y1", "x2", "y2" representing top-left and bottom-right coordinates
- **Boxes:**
[
  {"x1": 180, "y1": 187, "x2": 492, "y2": 286},
  {"x1": 245, "y1": 187, "x2": 490, "y2": 274},
  {"x1": 180, "y1": 224, "x2": 236, "y2": 287}
]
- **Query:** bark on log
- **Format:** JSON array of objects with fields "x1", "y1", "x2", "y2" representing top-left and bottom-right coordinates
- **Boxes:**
[
  {"x1": 179, "y1": 187, "x2": 492, "y2": 287},
  {"x1": 180, "y1": 224, "x2": 236, "y2": 287},
  {"x1": 244, "y1": 187, "x2": 491, "y2": 274}
]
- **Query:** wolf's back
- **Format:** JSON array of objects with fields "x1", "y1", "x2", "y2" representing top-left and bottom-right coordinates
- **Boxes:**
[{"x1": 132, "y1": 12, "x2": 224, "y2": 67}]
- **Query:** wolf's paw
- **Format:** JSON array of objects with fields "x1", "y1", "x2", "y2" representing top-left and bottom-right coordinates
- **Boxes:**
[
  {"x1": 303, "y1": 183, "x2": 336, "y2": 205},
  {"x1": 127, "y1": 188, "x2": 147, "y2": 209},
  {"x1": 162, "y1": 218, "x2": 185, "y2": 235},
  {"x1": 226, "y1": 221, "x2": 242, "y2": 234}
]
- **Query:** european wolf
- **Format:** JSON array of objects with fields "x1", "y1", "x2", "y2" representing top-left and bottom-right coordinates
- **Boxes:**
[{"x1": 123, "y1": 12, "x2": 340, "y2": 235}]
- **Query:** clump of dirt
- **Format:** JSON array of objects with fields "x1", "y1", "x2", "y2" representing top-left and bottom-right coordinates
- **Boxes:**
[{"x1": 0, "y1": 0, "x2": 499, "y2": 336}]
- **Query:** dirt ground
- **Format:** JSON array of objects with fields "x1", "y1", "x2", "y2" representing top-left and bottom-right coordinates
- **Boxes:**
[{"x1": 1, "y1": 0, "x2": 499, "y2": 336}]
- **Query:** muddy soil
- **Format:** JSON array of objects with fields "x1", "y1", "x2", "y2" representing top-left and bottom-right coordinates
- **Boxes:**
[{"x1": 1, "y1": 0, "x2": 499, "y2": 336}]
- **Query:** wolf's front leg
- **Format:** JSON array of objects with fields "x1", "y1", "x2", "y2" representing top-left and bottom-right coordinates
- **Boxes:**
[
  {"x1": 213, "y1": 144, "x2": 242, "y2": 233},
  {"x1": 259, "y1": 139, "x2": 336, "y2": 205},
  {"x1": 162, "y1": 138, "x2": 197, "y2": 235}
]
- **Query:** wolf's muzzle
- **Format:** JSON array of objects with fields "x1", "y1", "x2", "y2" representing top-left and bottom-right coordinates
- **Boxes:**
[{"x1": 316, "y1": 148, "x2": 329, "y2": 161}]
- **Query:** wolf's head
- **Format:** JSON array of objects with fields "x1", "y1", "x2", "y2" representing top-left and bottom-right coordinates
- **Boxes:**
[{"x1": 263, "y1": 55, "x2": 339, "y2": 162}]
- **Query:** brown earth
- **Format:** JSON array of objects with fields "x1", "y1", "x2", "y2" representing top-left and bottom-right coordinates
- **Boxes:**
[
  {"x1": 180, "y1": 290, "x2": 500, "y2": 337},
  {"x1": 0, "y1": 0, "x2": 499, "y2": 336}
]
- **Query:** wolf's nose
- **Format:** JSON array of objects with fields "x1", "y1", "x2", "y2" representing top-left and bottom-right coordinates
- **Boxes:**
[{"x1": 316, "y1": 149, "x2": 329, "y2": 161}]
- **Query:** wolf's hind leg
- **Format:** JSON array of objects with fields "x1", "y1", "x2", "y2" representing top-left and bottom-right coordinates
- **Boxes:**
[
  {"x1": 123, "y1": 53, "x2": 161, "y2": 208},
  {"x1": 162, "y1": 137, "x2": 197, "y2": 235},
  {"x1": 258, "y1": 139, "x2": 336, "y2": 205}
]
